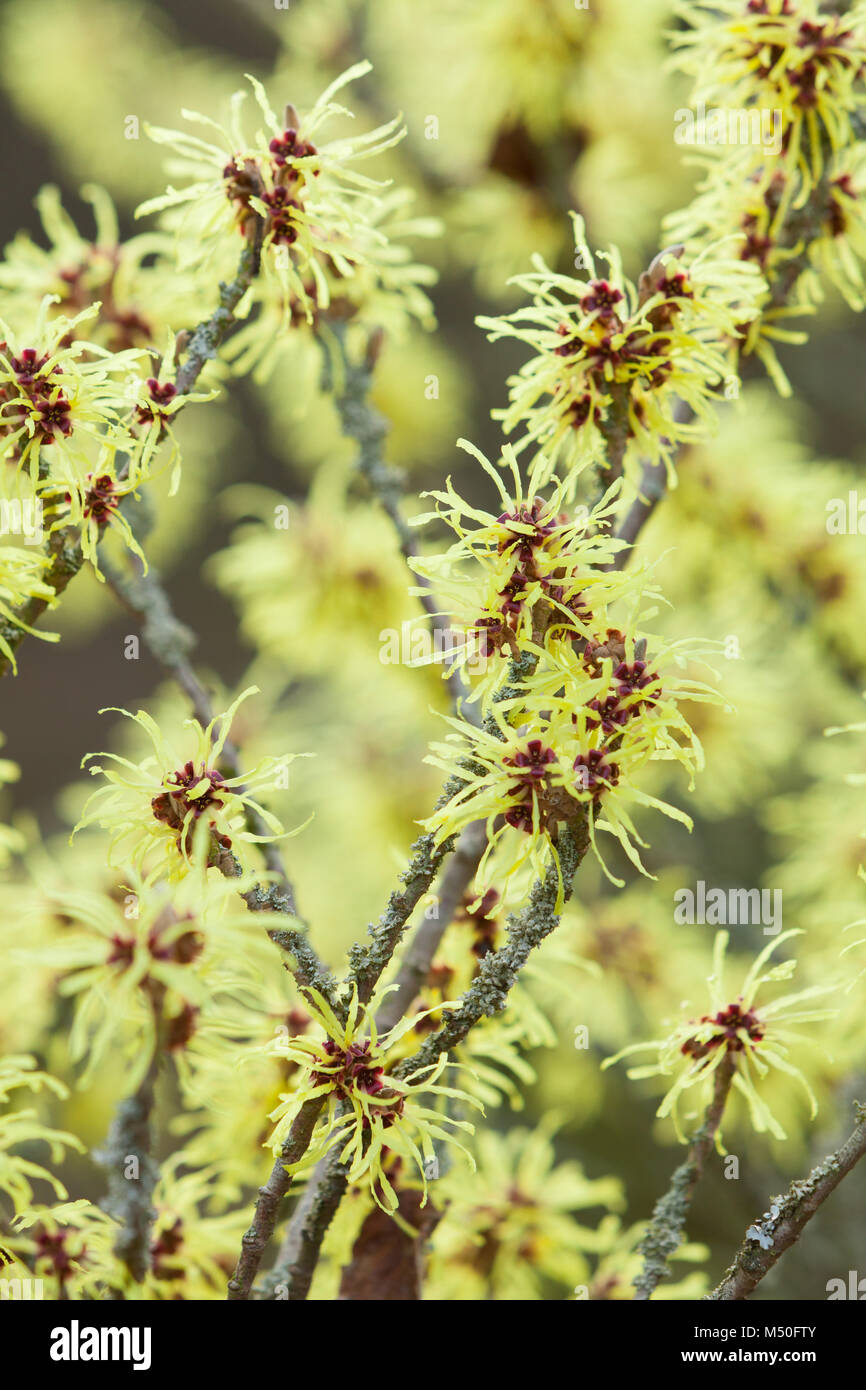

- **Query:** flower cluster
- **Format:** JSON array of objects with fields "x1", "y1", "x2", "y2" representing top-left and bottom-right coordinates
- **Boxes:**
[
  {"x1": 666, "y1": 0, "x2": 866, "y2": 392},
  {"x1": 9, "y1": 1201, "x2": 120, "y2": 1299},
  {"x1": 409, "y1": 439, "x2": 630, "y2": 693},
  {"x1": 604, "y1": 931, "x2": 836, "y2": 1140},
  {"x1": 0, "y1": 544, "x2": 59, "y2": 671},
  {"x1": 267, "y1": 986, "x2": 481, "y2": 1212},
  {"x1": 0, "y1": 184, "x2": 201, "y2": 351},
  {"x1": 0, "y1": 293, "x2": 210, "y2": 598},
  {"x1": 426, "y1": 1121, "x2": 625, "y2": 1301},
  {"x1": 137, "y1": 65, "x2": 439, "y2": 341},
  {"x1": 0, "y1": 303, "x2": 143, "y2": 484},
  {"x1": 416, "y1": 444, "x2": 722, "y2": 892},
  {"x1": 478, "y1": 215, "x2": 763, "y2": 487},
  {"x1": 671, "y1": 0, "x2": 866, "y2": 190},
  {"x1": 74, "y1": 687, "x2": 302, "y2": 880}
]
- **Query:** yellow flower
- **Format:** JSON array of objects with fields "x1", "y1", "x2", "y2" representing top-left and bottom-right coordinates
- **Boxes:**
[
  {"x1": 671, "y1": 0, "x2": 866, "y2": 191},
  {"x1": 425, "y1": 624, "x2": 720, "y2": 894},
  {"x1": 408, "y1": 439, "x2": 629, "y2": 698},
  {"x1": 478, "y1": 214, "x2": 763, "y2": 486},
  {"x1": 0, "y1": 1057, "x2": 83, "y2": 1214},
  {"x1": 136, "y1": 65, "x2": 436, "y2": 335},
  {"x1": 40, "y1": 445, "x2": 148, "y2": 579},
  {"x1": 0, "y1": 183, "x2": 202, "y2": 351},
  {"x1": 21, "y1": 870, "x2": 277, "y2": 1087},
  {"x1": 10, "y1": 1200, "x2": 120, "y2": 1298},
  {"x1": 0, "y1": 299, "x2": 143, "y2": 484},
  {"x1": 604, "y1": 930, "x2": 837, "y2": 1141},
  {"x1": 74, "y1": 686, "x2": 304, "y2": 880},
  {"x1": 0, "y1": 540, "x2": 60, "y2": 671},
  {"x1": 267, "y1": 985, "x2": 481, "y2": 1212},
  {"x1": 427, "y1": 1119, "x2": 624, "y2": 1301}
]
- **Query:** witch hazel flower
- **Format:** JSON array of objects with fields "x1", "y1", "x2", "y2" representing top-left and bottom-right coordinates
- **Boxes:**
[
  {"x1": 670, "y1": 0, "x2": 866, "y2": 193},
  {"x1": 477, "y1": 213, "x2": 764, "y2": 489},
  {"x1": 135, "y1": 64, "x2": 431, "y2": 330},
  {"x1": 407, "y1": 439, "x2": 633, "y2": 699},
  {"x1": 0, "y1": 544, "x2": 60, "y2": 671},
  {"x1": 9, "y1": 1202, "x2": 120, "y2": 1299},
  {"x1": 603, "y1": 930, "x2": 837, "y2": 1141},
  {"x1": 39, "y1": 445, "x2": 149, "y2": 579},
  {"x1": 0, "y1": 300, "x2": 144, "y2": 485},
  {"x1": 73, "y1": 687, "x2": 307, "y2": 880},
  {"x1": 0, "y1": 183, "x2": 205, "y2": 353},
  {"x1": 0, "y1": 1057, "x2": 82, "y2": 1214},
  {"x1": 20, "y1": 869, "x2": 277, "y2": 1088},
  {"x1": 267, "y1": 985, "x2": 481, "y2": 1213},
  {"x1": 425, "y1": 622, "x2": 723, "y2": 896},
  {"x1": 129, "y1": 334, "x2": 214, "y2": 493}
]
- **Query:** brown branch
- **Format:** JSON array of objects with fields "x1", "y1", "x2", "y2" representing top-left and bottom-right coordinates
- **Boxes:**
[
  {"x1": 706, "y1": 1100, "x2": 866, "y2": 1301},
  {"x1": 226, "y1": 1095, "x2": 325, "y2": 1301},
  {"x1": 374, "y1": 818, "x2": 488, "y2": 1035},
  {"x1": 633, "y1": 1052, "x2": 736, "y2": 1300},
  {"x1": 324, "y1": 322, "x2": 476, "y2": 720}
]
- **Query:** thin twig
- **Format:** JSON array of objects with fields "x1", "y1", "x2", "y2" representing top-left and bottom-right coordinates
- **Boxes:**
[
  {"x1": 324, "y1": 323, "x2": 476, "y2": 720},
  {"x1": 393, "y1": 816, "x2": 589, "y2": 1079},
  {"x1": 226, "y1": 1095, "x2": 326, "y2": 1301},
  {"x1": 633, "y1": 1052, "x2": 736, "y2": 1300},
  {"x1": 374, "y1": 818, "x2": 488, "y2": 1035},
  {"x1": 98, "y1": 981, "x2": 165, "y2": 1284},
  {"x1": 706, "y1": 1100, "x2": 866, "y2": 1301}
]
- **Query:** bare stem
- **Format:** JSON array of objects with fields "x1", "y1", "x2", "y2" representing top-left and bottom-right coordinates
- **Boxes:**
[
  {"x1": 226, "y1": 1095, "x2": 325, "y2": 1301},
  {"x1": 98, "y1": 982, "x2": 165, "y2": 1284},
  {"x1": 707, "y1": 1100, "x2": 866, "y2": 1301},
  {"x1": 633, "y1": 1052, "x2": 736, "y2": 1300}
]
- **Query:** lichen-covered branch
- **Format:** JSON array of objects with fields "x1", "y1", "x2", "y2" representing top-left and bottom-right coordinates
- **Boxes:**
[
  {"x1": 342, "y1": 775, "x2": 465, "y2": 1011},
  {"x1": 174, "y1": 234, "x2": 263, "y2": 394},
  {"x1": 633, "y1": 1052, "x2": 736, "y2": 1300},
  {"x1": 323, "y1": 322, "x2": 474, "y2": 718},
  {"x1": 274, "y1": 1129, "x2": 352, "y2": 1301},
  {"x1": 226, "y1": 1095, "x2": 325, "y2": 1301},
  {"x1": 98, "y1": 982, "x2": 165, "y2": 1284},
  {"x1": 706, "y1": 1100, "x2": 866, "y2": 1301},
  {"x1": 393, "y1": 816, "x2": 589, "y2": 1080}
]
